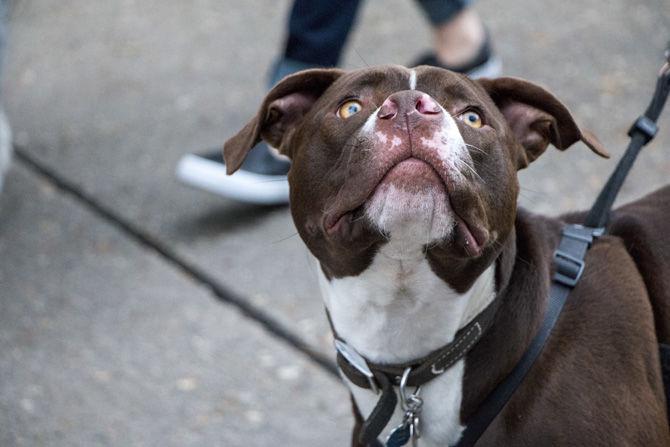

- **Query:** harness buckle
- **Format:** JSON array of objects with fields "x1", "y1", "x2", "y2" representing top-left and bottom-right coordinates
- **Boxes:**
[
  {"x1": 553, "y1": 250, "x2": 585, "y2": 287},
  {"x1": 628, "y1": 115, "x2": 658, "y2": 144},
  {"x1": 553, "y1": 225, "x2": 604, "y2": 287}
]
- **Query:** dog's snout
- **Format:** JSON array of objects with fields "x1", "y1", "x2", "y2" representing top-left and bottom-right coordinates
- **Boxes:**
[
  {"x1": 416, "y1": 95, "x2": 441, "y2": 115},
  {"x1": 377, "y1": 91, "x2": 442, "y2": 121},
  {"x1": 377, "y1": 99, "x2": 398, "y2": 120}
]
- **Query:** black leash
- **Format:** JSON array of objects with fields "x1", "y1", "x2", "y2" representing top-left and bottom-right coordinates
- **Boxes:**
[
  {"x1": 585, "y1": 46, "x2": 670, "y2": 228},
  {"x1": 456, "y1": 225, "x2": 602, "y2": 447},
  {"x1": 455, "y1": 44, "x2": 670, "y2": 447}
]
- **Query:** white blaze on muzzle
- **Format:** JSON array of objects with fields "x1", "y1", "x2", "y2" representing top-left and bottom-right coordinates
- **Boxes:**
[{"x1": 355, "y1": 87, "x2": 472, "y2": 250}]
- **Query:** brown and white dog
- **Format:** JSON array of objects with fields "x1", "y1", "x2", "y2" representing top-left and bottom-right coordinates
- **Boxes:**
[{"x1": 224, "y1": 65, "x2": 670, "y2": 446}]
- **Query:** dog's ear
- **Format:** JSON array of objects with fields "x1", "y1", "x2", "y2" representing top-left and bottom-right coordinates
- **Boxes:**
[
  {"x1": 478, "y1": 77, "x2": 609, "y2": 169},
  {"x1": 223, "y1": 68, "x2": 344, "y2": 174}
]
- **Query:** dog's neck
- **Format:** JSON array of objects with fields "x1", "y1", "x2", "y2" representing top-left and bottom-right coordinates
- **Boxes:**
[
  {"x1": 317, "y1": 235, "x2": 500, "y2": 444},
  {"x1": 458, "y1": 212, "x2": 555, "y2": 423},
  {"x1": 319, "y1": 237, "x2": 498, "y2": 365},
  {"x1": 316, "y1": 219, "x2": 540, "y2": 445}
]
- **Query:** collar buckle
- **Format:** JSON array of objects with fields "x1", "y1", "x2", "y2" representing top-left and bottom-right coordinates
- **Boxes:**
[{"x1": 334, "y1": 339, "x2": 379, "y2": 394}]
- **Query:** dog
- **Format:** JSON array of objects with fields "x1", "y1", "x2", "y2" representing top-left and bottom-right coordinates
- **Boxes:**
[{"x1": 224, "y1": 65, "x2": 670, "y2": 446}]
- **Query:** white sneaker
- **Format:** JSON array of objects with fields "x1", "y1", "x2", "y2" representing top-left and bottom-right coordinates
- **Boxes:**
[{"x1": 176, "y1": 144, "x2": 290, "y2": 205}]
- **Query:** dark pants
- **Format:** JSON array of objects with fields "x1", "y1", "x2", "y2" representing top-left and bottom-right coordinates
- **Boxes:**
[{"x1": 271, "y1": 0, "x2": 472, "y2": 84}]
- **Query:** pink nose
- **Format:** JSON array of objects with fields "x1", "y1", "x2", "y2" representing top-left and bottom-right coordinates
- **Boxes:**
[
  {"x1": 377, "y1": 91, "x2": 442, "y2": 120},
  {"x1": 416, "y1": 95, "x2": 441, "y2": 114}
]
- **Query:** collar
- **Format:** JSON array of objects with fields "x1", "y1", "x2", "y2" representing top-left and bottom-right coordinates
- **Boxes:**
[{"x1": 327, "y1": 300, "x2": 499, "y2": 445}]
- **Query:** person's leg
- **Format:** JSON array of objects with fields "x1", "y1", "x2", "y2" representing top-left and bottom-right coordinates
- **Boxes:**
[
  {"x1": 253, "y1": 0, "x2": 362, "y2": 175},
  {"x1": 414, "y1": 0, "x2": 500, "y2": 78},
  {"x1": 270, "y1": 0, "x2": 362, "y2": 86},
  {"x1": 177, "y1": 0, "x2": 364, "y2": 204}
]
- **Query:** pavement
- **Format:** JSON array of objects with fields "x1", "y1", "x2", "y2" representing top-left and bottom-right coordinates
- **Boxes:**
[{"x1": 0, "y1": 0, "x2": 668, "y2": 446}]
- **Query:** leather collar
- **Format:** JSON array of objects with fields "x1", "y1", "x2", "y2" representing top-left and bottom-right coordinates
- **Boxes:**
[{"x1": 326, "y1": 300, "x2": 499, "y2": 445}]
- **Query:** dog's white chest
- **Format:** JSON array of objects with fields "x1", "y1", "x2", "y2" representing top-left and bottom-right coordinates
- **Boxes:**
[{"x1": 318, "y1": 242, "x2": 496, "y2": 445}]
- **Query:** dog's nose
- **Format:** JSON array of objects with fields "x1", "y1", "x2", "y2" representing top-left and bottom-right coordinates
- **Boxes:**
[{"x1": 377, "y1": 91, "x2": 442, "y2": 120}]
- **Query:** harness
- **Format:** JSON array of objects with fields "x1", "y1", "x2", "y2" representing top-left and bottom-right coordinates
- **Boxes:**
[{"x1": 334, "y1": 45, "x2": 670, "y2": 447}]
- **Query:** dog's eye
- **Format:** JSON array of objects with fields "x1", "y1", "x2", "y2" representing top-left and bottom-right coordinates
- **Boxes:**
[
  {"x1": 458, "y1": 111, "x2": 483, "y2": 128},
  {"x1": 338, "y1": 100, "x2": 362, "y2": 119}
]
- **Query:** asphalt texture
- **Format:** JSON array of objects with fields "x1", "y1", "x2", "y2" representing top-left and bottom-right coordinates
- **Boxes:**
[{"x1": 1, "y1": 0, "x2": 669, "y2": 445}]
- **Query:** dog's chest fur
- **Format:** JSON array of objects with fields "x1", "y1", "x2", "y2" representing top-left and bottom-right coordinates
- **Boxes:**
[{"x1": 318, "y1": 233, "x2": 496, "y2": 445}]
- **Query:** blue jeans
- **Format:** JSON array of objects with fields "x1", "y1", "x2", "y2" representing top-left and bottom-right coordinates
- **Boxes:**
[{"x1": 270, "y1": 0, "x2": 472, "y2": 85}]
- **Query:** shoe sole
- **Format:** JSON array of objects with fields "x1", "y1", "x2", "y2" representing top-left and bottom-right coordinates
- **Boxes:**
[{"x1": 175, "y1": 154, "x2": 289, "y2": 205}]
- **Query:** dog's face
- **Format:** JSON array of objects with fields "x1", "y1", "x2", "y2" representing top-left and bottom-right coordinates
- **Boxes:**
[{"x1": 225, "y1": 66, "x2": 606, "y2": 291}]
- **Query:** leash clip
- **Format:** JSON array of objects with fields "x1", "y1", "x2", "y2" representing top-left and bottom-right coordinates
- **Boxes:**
[
  {"x1": 387, "y1": 368, "x2": 423, "y2": 447},
  {"x1": 398, "y1": 367, "x2": 422, "y2": 413}
]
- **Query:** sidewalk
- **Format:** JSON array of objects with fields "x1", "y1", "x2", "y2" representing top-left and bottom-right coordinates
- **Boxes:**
[{"x1": 1, "y1": 0, "x2": 669, "y2": 445}]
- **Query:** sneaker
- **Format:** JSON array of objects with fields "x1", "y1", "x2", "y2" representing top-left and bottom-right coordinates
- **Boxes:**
[
  {"x1": 177, "y1": 58, "x2": 316, "y2": 205},
  {"x1": 0, "y1": 108, "x2": 11, "y2": 193},
  {"x1": 177, "y1": 43, "x2": 499, "y2": 206},
  {"x1": 175, "y1": 142, "x2": 290, "y2": 205},
  {"x1": 412, "y1": 32, "x2": 502, "y2": 79}
]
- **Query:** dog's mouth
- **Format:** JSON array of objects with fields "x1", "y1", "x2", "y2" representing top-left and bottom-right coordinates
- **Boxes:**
[
  {"x1": 324, "y1": 204, "x2": 367, "y2": 241},
  {"x1": 323, "y1": 156, "x2": 488, "y2": 257}
]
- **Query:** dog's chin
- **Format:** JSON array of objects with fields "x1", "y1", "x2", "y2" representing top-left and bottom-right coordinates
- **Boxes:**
[{"x1": 364, "y1": 159, "x2": 454, "y2": 257}]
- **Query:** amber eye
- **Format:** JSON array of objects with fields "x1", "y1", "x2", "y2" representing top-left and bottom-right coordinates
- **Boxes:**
[
  {"x1": 459, "y1": 110, "x2": 483, "y2": 128},
  {"x1": 338, "y1": 100, "x2": 363, "y2": 119}
]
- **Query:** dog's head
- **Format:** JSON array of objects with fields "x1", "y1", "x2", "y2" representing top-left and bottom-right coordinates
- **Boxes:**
[{"x1": 224, "y1": 66, "x2": 607, "y2": 291}]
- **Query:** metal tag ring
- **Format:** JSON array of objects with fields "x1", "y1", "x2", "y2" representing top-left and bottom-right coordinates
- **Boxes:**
[{"x1": 399, "y1": 367, "x2": 422, "y2": 411}]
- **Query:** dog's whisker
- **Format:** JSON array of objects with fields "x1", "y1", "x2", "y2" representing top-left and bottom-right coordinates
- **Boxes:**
[
  {"x1": 353, "y1": 48, "x2": 371, "y2": 68},
  {"x1": 457, "y1": 159, "x2": 485, "y2": 183},
  {"x1": 351, "y1": 213, "x2": 368, "y2": 223},
  {"x1": 517, "y1": 191, "x2": 543, "y2": 204},
  {"x1": 271, "y1": 232, "x2": 299, "y2": 244},
  {"x1": 465, "y1": 143, "x2": 487, "y2": 154},
  {"x1": 518, "y1": 186, "x2": 546, "y2": 195}
]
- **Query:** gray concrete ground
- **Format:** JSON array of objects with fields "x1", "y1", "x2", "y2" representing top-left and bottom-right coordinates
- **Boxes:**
[
  {"x1": 0, "y1": 0, "x2": 669, "y2": 445},
  {"x1": 0, "y1": 164, "x2": 350, "y2": 446}
]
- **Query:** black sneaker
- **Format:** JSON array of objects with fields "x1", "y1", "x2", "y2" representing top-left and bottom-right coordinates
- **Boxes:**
[
  {"x1": 412, "y1": 33, "x2": 502, "y2": 78},
  {"x1": 176, "y1": 142, "x2": 290, "y2": 205}
]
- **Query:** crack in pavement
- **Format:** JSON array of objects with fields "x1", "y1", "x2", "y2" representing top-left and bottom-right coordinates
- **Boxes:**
[{"x1": 13, "y1": 145, "x2": 339, "y2": 378}]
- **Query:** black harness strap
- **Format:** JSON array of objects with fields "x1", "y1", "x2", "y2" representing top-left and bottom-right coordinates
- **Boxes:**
[
  {"x1": 456, "y1": 224, "x2": 602, "y2": 447},
  {"x1": 455, "y1": 46, "x2": 670, "y2": 447},
  {"x1": 585, "y1": 53, "x2": 670, "y2": 228}
]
